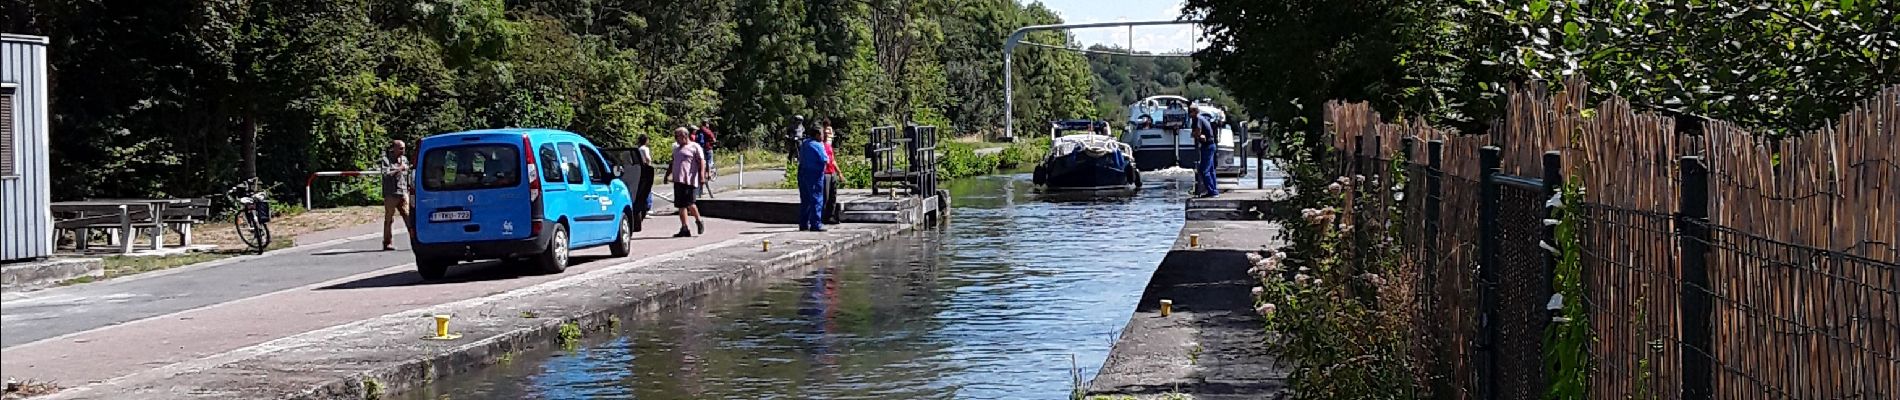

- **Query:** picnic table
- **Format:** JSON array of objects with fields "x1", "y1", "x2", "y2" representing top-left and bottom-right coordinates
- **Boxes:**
[{"x1": 52, "y1": 198, "x2": 208, "y2": 254}]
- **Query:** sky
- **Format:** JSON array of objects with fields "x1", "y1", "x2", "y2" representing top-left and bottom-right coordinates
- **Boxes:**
[{"x1": 1032, "y1": 0, "x2": 1205, "y2": 54}]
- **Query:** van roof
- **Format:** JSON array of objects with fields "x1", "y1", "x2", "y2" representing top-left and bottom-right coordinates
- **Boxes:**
[{"x1": 424, "y1": 128, "x2": 579, "y2": 142}]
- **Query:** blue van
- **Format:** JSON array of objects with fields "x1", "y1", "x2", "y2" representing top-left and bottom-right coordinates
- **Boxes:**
[{"x1": 410, "y1": 129, "x2": 637, "y2": 279}]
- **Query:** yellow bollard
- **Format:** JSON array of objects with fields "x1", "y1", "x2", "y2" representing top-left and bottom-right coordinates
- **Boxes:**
[
  {"x1": 424, "y1": 314, "x2": 462, "y2": 340},
  {"x1": 1159, "y1": 299, "x2": 1173, "y2": 317},
  {"x1": 1188, "y1": 234, "x2": 1201, "y2": 249},
  {"x1": 763, "y1": 240, "x2": 771, "y2": 252}
]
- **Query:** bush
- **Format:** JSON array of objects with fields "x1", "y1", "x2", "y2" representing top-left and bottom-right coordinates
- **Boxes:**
[
  {"x1": 995, "y1": 137, "x2": 1051, "y2": 170},
  {"x1": 1251, "y1": 162, "x2": 1424, "y2": 399}
]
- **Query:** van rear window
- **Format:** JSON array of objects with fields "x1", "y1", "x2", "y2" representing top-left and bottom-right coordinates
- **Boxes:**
[{"x1": 422, "y1": 144, "x2": 521, "y2": 191}]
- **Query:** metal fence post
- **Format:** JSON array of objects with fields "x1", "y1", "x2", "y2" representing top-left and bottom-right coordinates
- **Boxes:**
[
  {"x1": 1477, "y1": 145, "x2": 1503, "y2": 400},
  {"x1": 1541, "y1": 151, "x2": 1563, "y2": 308},
  {"x1": 1678, "y1": 155, "x2": 1713, "y2": 399},
  {"x1": 1425, "y1": 139, "x2": 1446, "y2": 397}
]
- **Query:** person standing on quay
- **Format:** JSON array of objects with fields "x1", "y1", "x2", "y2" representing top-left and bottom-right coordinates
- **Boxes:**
[
  {"x1": 635, "y1": 135, "x2": 656, "y2": 216},
  {"x1": 797, "y1": 124, "x2": 831, "y2": 231},
  {"x1": 820, "y1": 118, "x2": 841, "y2": 225},
  {"x1": 669, "y1": 127, "x2": 710, "y2": 237},
  {"x1": 380, "y1": 140, "x2": 414, "y2": 251},
  {"x1": 1190, "y1": 105, "x2": 1220, "y2": 198}
]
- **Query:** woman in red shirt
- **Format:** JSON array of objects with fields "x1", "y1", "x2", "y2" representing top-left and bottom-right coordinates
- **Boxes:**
[{"x1": 821, "y1": 118, "x2": 841, "y2": 224}]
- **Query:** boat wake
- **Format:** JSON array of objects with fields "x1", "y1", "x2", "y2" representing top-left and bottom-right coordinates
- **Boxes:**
[{"x1": 1142, "y1": 167, "x2": 1197, "y2": 181}]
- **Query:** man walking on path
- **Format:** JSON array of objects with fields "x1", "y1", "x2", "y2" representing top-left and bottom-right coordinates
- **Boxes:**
[
  {"x1": 669, "y1": 127, "x2": 710, "y2": 237},
  {"x1": 785, "y1": 115, "x2": 807, "y2": 165},
  {"x1": 797, "y1": 124, "x2": 831, "y2": 231},
  {"x1": 696, "y1": 121, "x2": 718, "y2": 170},
  {"x1": 380, "y1": 140, "x2": 414, "y2": 250},
  {"x1": 1190, "y1": 106, "x2": 1220, "y2": 198}
]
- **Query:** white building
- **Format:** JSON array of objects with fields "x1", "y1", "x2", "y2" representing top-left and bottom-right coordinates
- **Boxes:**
[{"x1": 2, "y1": 33, "x2": 52, "y2": 262}]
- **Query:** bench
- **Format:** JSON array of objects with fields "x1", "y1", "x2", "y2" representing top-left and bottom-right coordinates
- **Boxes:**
[
  {"x1": 160, "y1": 198, "x2": 212, "y2": 246},
  {"x1": 51, "y1": 198, "x2": 209, "y2": 253}
]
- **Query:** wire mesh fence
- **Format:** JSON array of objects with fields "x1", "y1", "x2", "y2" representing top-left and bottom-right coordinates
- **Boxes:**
[{"x1": 1316, "y1": 78, "x2": 1897, "y2": 399}]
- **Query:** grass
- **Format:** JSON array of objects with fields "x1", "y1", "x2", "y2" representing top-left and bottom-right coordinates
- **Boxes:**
[
  {"x1": 1188, "y1": 343, "x2": 1204, "y2": 366},
  {"x1": 557, "y1": 322, "x2": 582, "y2": 350},
  {"x1": 361, "y1": 377, "x2": 383, "y2": 400}
]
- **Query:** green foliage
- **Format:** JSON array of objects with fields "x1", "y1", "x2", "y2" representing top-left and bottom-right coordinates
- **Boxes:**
[
  {"x1": 557, "y1": 321, "x2": 582, "y2": 350},
  {"x1": 1254, "y1": 165, "x2": 1423, "y2": 399},
  {"x1": 1546, "y1": 176, "x2": 1590, "y2": 400},
  {"x1": 4, "y1": 0, "x2": 1100, "y2": 203},
  {"x1": 936, "y1": 142, "x2": 999, "y2": 179},
  {"x1": 1185, "y1": 0, "x2": 1900, "y2": 137},
  {"x1": 995, "y1": 137, "x2": 1050, "y2": 170}
]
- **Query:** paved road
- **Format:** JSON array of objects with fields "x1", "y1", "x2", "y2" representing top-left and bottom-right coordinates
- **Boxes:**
[{"x1": 0, "y1": 173, "x2": 786, "y2": 385}]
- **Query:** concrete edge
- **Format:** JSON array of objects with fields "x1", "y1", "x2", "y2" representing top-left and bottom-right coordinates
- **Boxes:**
[
  {"x1": 0, "y1": 258, "x2": 103, "y2": 293},
  {"x1": 45, "y1": 224, "x2": 909, "y2": 400}
]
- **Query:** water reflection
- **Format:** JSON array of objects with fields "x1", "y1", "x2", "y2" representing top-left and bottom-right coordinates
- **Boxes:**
[{"x1": 411, "y1": 173, "x2": 1189, "y2": 400}]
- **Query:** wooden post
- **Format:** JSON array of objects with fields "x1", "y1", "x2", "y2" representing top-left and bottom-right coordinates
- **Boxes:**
[{"x1": 1678, "y1": 155, "x2": 1713, "y2": 399}]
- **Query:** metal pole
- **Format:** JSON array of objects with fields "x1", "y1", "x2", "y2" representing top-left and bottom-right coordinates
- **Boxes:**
[
  {"x1": 1678, "y1": 155, "x2": 1713, "y2": 400},
  {"x1": 1004, "y1": 51, "x2": 1013, "y2": 142},
  {"x1": 1477, "y1": 145, "x2": 1502, "y2": 400},
  {"x1": 739, "y1": 153, "x2": 745, "y2": 189}
]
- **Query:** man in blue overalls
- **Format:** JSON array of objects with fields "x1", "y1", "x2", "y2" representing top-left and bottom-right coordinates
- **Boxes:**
[
  {"x1": 797, "y1": 126, "x2": 831, "y2": 231},
  {"x1": 1190, "y1": 106, "x2": 1220, "y2": 197}
]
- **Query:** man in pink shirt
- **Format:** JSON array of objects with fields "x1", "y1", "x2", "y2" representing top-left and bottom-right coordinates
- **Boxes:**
[{"x1": 668, "y1": 127, "x2": 709, "y2": 237}]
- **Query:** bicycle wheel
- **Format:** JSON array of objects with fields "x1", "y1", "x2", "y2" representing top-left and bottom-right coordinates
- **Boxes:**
[{"x1": 236, "y1": 211, "x2": 271, "y2": 251}]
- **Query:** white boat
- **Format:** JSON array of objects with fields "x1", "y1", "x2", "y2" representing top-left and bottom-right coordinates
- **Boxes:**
[{"x1": 1120, "y1": 95, "x2": 1243, "y2": 176}]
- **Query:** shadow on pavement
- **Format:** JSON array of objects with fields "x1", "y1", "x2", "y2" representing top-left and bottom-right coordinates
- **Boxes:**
[{"x1": 315, "y1": 255, "x2": 617, "y2": 290}]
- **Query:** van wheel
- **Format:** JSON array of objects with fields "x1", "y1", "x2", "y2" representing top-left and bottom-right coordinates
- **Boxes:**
[
  {"x1": 609, "y1": 214, "x2": 633, "y2": 257},
  {"x1": 535, "y1": 223, "x2": 570, "y2": 274},
  {"x1": 417, "y1": 259, "x2": 453, "y2": 280}
]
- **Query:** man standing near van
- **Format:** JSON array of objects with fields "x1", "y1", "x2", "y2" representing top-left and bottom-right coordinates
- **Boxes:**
[
  {"x1": 669, "y1": 127, "x2": 710, "y2": 237},
  {"x1": 381, "y1": 140, "x2": 414, "y2": 250}
]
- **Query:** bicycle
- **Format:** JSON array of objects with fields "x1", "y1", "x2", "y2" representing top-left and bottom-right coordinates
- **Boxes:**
[{"x1": 226, "y1": 178, "x2": 273, "y2": 253}]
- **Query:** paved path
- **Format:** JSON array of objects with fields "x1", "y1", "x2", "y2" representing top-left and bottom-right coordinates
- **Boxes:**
[{"x1": 0, "y1": 173, "x2": 784, "y2": 386}]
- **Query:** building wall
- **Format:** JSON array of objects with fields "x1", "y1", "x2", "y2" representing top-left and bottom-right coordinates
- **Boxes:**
[{"x1": 2, "y1": 34, "x2": 52, "y2": 261}]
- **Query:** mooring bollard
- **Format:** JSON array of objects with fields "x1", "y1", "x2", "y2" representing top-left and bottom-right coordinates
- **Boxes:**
[
  {"x1": 1160, "y1": 299, "x2": 1173, "y2": 317},
  {"x1": 762, "y1": 240, "x2": 771, "y2": 252},
  {"x1": 1189, "y1": 234, "x2": 1201, "y2": 249},
  {"x1": 424, "y1": 314, "x2": 462, "y2": 340}
]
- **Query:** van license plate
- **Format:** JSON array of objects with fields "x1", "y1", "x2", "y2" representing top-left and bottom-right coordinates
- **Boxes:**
[{"x1": 430, "y1": 211, "x2": 471, "y2": 222}]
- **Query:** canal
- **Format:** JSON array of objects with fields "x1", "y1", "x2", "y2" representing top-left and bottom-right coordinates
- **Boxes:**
[{"x1": 408, "y1": 172, "x2": 1191, "y2": 399}]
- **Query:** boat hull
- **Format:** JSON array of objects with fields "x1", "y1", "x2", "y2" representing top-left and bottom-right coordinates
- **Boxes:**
[
  {"x1": 1036, "y1": 152, "x2": 1140, "y2": 191},
  {"x1": 1132, "y1": 146, "x2": 1244, "y2": 176}
]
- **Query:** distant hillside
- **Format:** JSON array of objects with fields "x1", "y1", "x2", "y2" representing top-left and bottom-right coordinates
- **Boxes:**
[{"x1": 1083, "y1": 45, "x2": 1247, "y2": 125}]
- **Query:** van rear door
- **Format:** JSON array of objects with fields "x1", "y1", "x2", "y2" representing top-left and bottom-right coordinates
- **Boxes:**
[{"x1": 415, "y1": 138, "x2": 529, "y2": 244}]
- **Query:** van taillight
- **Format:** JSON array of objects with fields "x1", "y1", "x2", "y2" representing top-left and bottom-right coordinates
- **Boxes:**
[
  {"x1": 531, "y1": 220, "x2": 543, "y2": 235},
  {"x1": 523, "y1": 134, "x2": 542, "y2": 203}
]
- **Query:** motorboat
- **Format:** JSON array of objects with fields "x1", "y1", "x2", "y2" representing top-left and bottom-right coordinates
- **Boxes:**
[
  {"x1": 1032, "y1": 120, "x2": 1141, "y2": 191},
  {"x1": 1121, "y1": 95, "x2": 1244, "y2": 176}
]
